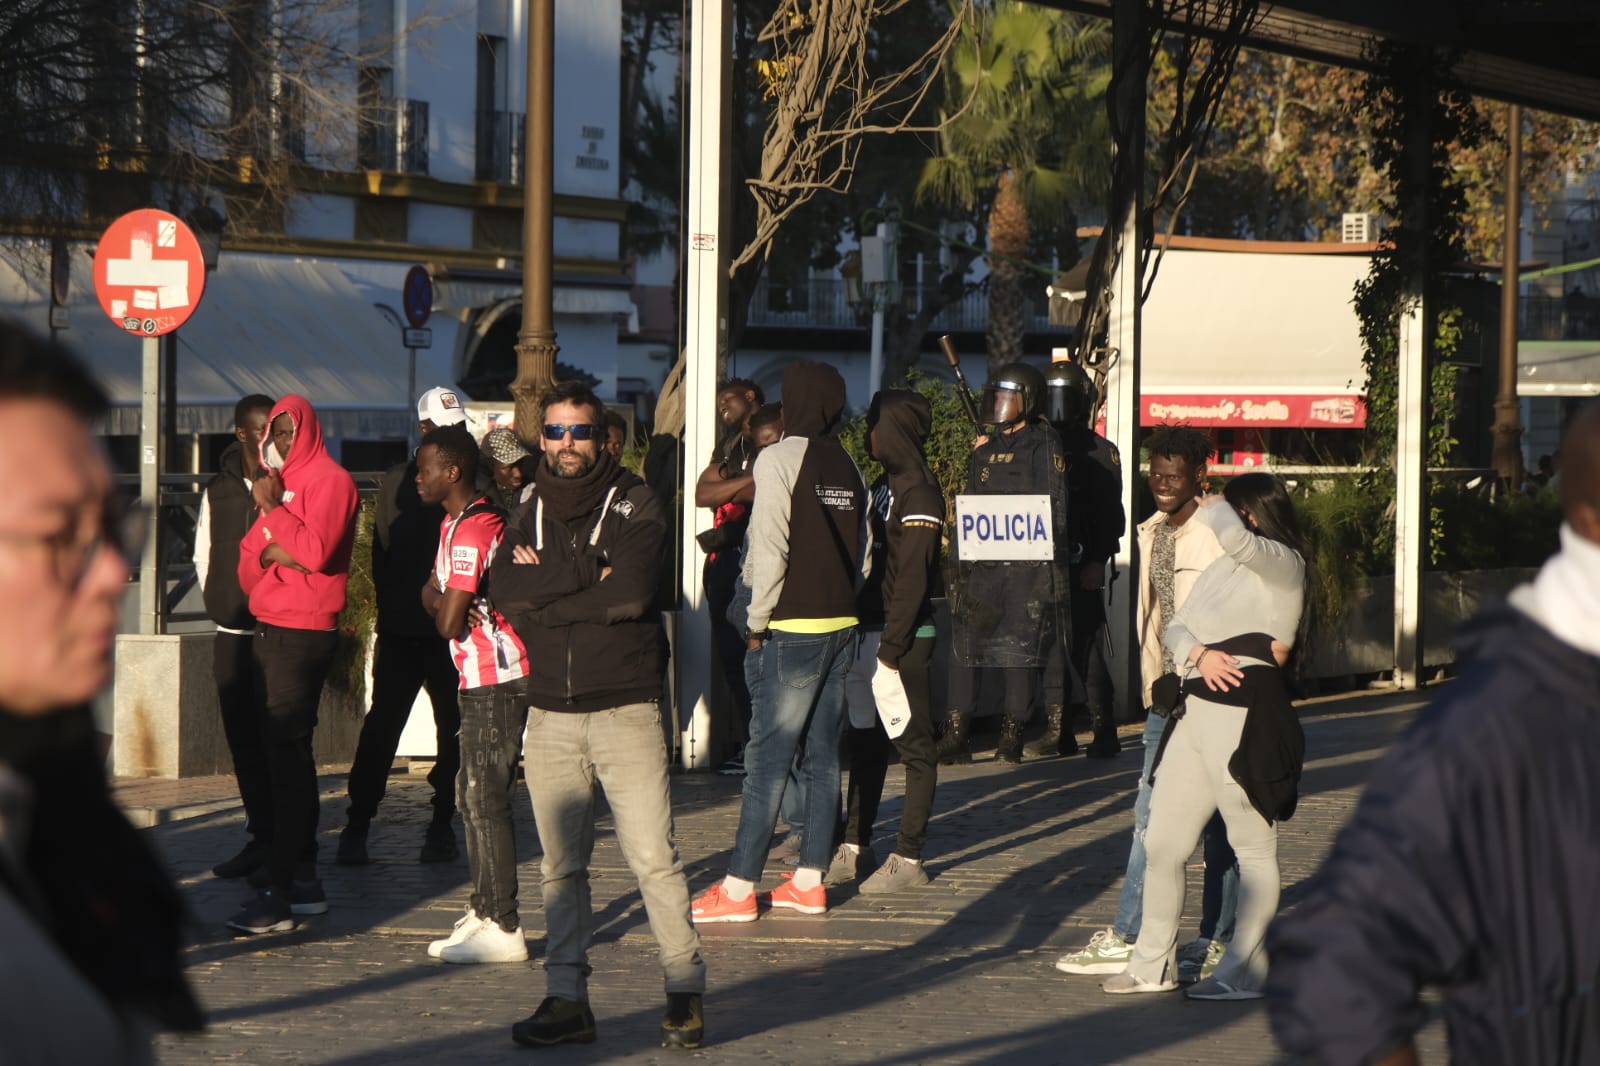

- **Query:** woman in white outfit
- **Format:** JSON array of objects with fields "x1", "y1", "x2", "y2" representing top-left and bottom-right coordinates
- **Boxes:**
[{"x1": 1103, "y1": 472, "x2": 1308, "y2": 1000}]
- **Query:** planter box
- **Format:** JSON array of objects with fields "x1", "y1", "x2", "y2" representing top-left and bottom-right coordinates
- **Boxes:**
[
  {"x1": 113, "y1": 632, "x2": 366, "y2": 779},
  {"x1": 1306, "y1": 568, "x2": 1537, "y2": 679}
]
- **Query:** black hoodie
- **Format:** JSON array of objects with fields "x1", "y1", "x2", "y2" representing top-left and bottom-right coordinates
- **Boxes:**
[
  {"x1": 860, "y1": 390, "x2": 945, "y2": 667},
  {"x1": 744, "y1": 362, "x2": 872, "y2": 632},
  {"x1": 197, "y1": 439, "x2": 259, "y2": 630}
]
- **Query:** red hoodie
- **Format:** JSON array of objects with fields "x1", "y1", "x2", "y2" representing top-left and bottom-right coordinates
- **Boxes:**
[{"x1": 236, "y1": 395, "x2": 359, "y2": 630}]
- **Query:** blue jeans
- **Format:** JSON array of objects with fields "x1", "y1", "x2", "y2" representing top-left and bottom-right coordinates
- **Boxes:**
[
  {"x1": 729, "y1": 628, "x2": 855, "y2": 879},
  {"x1": 1113, "y1": 710, "x2": 1240, "y2": 942}
]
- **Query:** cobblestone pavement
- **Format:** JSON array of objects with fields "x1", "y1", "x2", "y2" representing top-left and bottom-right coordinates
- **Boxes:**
[{"x1": 120, "y1": 689, "x2": 1449, "y2": 1065}]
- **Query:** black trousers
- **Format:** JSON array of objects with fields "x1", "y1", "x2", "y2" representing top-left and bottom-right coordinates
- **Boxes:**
[
  {"x1": 704, "y1": 551, "x2": 753, "y2": 744},
  {"x1": 254, "y1": 624, "x2": 339, "y2": 891},
  {"x1": 344, "y1": 633, "x2": 462, "y2": 828},
  {"x1": 214, "y1": 630, "x2": 272, "y2": 842},
  {"x1": 842, "y1": 635, "x2": 938, "y2": 859},
  {"x1": 948, "y1": 661, "x2": 1037, "y2": 723},
  {"x1": 1044, "y1": 575, "x2": 1116, "y2": 745}
]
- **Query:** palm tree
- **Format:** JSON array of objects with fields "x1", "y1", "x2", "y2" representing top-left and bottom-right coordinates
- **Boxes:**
[{"x1": 916, "y1": 3, "x2": 1110, "y2": 374}]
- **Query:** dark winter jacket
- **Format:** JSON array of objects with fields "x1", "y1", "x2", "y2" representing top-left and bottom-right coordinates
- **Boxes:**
[
  {"x1": 237, "y1": 395, "x2": 359, "y2": 630},
  {"x1": 1059, "y1": 424, "x2": 1124, "y2": 567},
  {"x1": 197, "y1": 440, "x2": 258, "y2": 630},
  {"x1": 488, "y1": 463, "x2": 668, "y2": 713},
  {"x1": 744, "y1": 361, "x2": 871, "y2": 632},
  {"x1": 1266, "y1": 600, "x2": 1600, "y2": 1066},
  {"x1": 372, "y1": 457, "x2": 448, "y2": 637},
  {"x1": 861, "y1": 390, "x2": 943, "y2": 667}
]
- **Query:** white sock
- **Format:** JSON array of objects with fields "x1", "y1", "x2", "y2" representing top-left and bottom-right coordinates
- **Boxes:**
[
  {"x1": 721, "y1": 875, "x2": 755, "y2": 901},
  {"x1": 792, "y1": 867, "x2": 823, "y2": 891}
]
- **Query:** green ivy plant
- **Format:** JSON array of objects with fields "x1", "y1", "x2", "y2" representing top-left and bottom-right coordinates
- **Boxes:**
[{"x1": 1350, "y1": 46, "x2": 1491, "y2": 564}]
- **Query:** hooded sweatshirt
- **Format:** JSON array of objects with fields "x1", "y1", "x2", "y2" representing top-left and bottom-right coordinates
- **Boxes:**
[
  {"x1": 863, "y1": 390, "x2": 944, "y2": 667},
  {"x1": 743, "y1": 361, "x2": 871, "y2": 634},
  {"x1": 237, "y1": 395, "x2": 359, "y2": 630}
]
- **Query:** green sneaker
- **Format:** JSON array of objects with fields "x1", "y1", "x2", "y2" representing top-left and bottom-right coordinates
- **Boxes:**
[
  {"x1": 512, "y1": 997, "x2": 597, "y2": 1047},
  {"x1": 1054, "y1": 929, "x2": 1133, "y2": 975},
  {"x1": 1178, "y1": 937, "x2": 1228, "y2": 983}
]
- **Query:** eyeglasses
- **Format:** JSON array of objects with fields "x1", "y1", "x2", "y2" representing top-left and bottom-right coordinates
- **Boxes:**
[
  {"x1": 0, "y1": 500, "x2": 148, "y2": 589},
  {"x1": 542, "y1": 424, "x2": 600, "y2": 441}
]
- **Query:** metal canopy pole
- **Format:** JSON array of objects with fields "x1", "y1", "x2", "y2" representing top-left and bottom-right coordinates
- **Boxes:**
[
  {"x1": 678, "y1": 0, "x2": 733, "y2": 769},
  {"x1": 1102, "y1": 0, "x2": 1149, "y2": 720}
]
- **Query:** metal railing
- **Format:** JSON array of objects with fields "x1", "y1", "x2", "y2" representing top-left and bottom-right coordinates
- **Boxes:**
[
  {"x1": 1522, "y1": 295, "x2": 1600, "y2": 341},
  {"x1": 357, "y1": 97, "x2": 429, "y2": 175},
  {"x1": 744, "y1": 277, "x2": 1066, "y2": 333},
  {"x1": 475, "y1": 109, "x2": 524, "y2": 183}
]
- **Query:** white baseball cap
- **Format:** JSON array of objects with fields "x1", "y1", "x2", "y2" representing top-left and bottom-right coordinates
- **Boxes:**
[{"x1": 417, "y1": 386, "x2": 467, "y2": 427}]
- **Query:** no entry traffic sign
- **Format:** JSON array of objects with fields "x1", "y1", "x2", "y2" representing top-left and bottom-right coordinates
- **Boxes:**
[{"x1": 91, "y1": 209, "x2": 207, "y2": 336}]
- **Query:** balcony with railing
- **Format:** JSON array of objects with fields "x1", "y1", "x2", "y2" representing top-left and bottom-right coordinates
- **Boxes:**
[
  {"x1": 475, "y1": 110, "x2": 524, "y2": 183},
  {"x1": 745, "y1": 277, "x2": 1066, "y2": 334},
  {"x1": 357, "y1": 97, "x2": 429, "y2": 175},
  {"x1": 1521, "y1": 294, "x2": 1600, "y2": 341}
]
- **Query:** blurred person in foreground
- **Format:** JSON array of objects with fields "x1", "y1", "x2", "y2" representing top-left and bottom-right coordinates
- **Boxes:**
[
  {"x1": 0, "y1": 320, "x2": 201, "y2": 1059},
  {"x1": 1267, "y1": 401, "x2": 1600, "y2": 1065}
]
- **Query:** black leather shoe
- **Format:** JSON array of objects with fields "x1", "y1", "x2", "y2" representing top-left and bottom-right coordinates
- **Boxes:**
[
  {"x1": 419, "y1": 820, "x2": 457, "y2": 863},
  {"x1": 996, "y1": 717, "x2": 1025, "y2": 764},
  {"x1": 211, "y1": 840, "x2": 267, "y2": 879},
  {"x1": 660, "y1": 993, "x2": 703, "y2": 1049},
  {"x1": 512, "y1": 996, "x2": 597, "y2": 1047},
  {"x1": 336, "y1": 824, "x2": 370, "y2": 866}
]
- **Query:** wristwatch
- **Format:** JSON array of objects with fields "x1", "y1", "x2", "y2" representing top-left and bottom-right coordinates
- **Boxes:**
[{"x1": 743, "y1": 627, "x2": 770, "y2": 643}]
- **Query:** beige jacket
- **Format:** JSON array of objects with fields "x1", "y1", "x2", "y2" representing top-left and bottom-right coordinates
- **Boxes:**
[{"x1": 1135, "y1": 508, "x2": 1225, "y2": 707}]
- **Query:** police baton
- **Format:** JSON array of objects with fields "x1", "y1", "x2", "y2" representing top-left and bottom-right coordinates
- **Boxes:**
[
  {"x1": 1102, "y1": 560, "x2": 1118, "y2": 659},
  {"x1": 938, "y1": 335, "x2": 984, "y2": 431}
]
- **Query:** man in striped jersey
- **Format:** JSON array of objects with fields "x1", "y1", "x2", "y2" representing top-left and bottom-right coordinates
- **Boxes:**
[{"x1": 417, "y1": 424, "x2": 533, "y2": 965}]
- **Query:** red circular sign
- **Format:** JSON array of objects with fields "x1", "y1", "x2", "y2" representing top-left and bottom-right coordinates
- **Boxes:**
[{"x1": 91, "y1": 209, "x2": 207, "y2": 336}]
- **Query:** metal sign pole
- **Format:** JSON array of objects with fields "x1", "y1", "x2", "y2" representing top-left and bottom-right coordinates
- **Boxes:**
[
  {"x1": 139, "y1": 333, "x2": 162, "y2": 635},
  {"x1": 407, "y1": 348, "x2": 418, "y2": 451}
]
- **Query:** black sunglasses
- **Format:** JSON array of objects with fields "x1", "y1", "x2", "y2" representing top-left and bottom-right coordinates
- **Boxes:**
[{"x1": 542, "y1": 423, "x2": 600, "y2": 441}]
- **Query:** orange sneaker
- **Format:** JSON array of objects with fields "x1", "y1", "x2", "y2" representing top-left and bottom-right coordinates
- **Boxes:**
[
  {"x1": 691, "y1": 883, "x2": 758, "y2": 924},
  {"x1": 764, "y1": 873, "x2": 827, "y2": 915}
]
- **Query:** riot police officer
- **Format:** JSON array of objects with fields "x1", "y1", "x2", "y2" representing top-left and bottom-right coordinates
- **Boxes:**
[
  {"x1": 1028, "y1": 360, "x2": 1126, "y2": 758},
  {"x1": 937, "y1": 361, "x2": 1072, "y2": 765}
]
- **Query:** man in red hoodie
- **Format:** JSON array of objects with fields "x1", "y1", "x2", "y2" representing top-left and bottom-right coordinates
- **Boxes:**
[{"x1": 227, "y1": 394, "x2": 359, "y2": 934}]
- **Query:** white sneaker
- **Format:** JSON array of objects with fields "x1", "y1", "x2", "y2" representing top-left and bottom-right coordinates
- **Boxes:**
[
  {"x1": 1055, "y1": 929, "x2": 1133, "y2": 975},
  {"x1": 428, "y1": 910, "x2": 482, "y2": 959},
  {"x1": 439, "y1": 919, "x2": 529, "y2": 964},
  {"x1": 1102, "y1": 971, "x2": 1178, "y2": 995}
]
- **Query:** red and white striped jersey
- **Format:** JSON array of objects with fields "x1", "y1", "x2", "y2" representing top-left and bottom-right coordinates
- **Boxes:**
[{"x1": 435, "y1": 500, "x2": 528, "y2": 690}]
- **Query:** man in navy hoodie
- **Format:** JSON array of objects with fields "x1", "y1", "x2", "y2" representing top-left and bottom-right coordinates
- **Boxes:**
[
  {"x1": 1267, "y1": 401, "x2": 1600, "y2": 1066},
  {"x1": 228, "y1": 394, "x2": 359, "y2": 934}
]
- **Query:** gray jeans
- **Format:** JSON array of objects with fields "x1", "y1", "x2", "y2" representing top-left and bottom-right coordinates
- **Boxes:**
[{"x1": 523, "y1": 702, "x2": 706, "y2": 1001}]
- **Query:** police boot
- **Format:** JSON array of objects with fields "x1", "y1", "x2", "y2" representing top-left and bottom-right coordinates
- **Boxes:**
[
  {"x1": 935, "y1": 710, "x2": 972, "y2": 766},
  {"x1": 995, "y1": 716, "x2": 1025, "y2": 764},
  {"x1": 1084, "y1": 704, "x2": 1121, "y2": 759},
  {"x1": 1024, "y1": 704, "x2": 1067, "y2": 759}
]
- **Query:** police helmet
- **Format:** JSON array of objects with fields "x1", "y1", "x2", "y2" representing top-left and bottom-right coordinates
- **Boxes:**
[
  {"x1": 980, "y1": 361, "x2": 1045, "y2": 427},
  {"x1": 1046, "y1": 360, "x2": 1092, "y2": 427}
]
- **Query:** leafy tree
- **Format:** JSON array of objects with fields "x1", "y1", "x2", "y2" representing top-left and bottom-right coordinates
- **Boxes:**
[{"x1": 916, "y1": 2, "x2": 1109, "y2": 374}]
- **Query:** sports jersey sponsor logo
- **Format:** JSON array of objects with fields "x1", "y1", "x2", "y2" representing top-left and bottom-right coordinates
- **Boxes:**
[{"x1": 451, "y1": 545, "x2": 479, "y2": 575}]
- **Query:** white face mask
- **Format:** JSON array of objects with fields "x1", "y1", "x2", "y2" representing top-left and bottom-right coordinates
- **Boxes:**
[{"x1": 262, "y1": 440, "x2": 286, "y2": 472}]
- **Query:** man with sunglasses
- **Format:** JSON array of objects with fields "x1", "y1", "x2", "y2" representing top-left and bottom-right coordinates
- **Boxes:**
[
  {"x1": 490, "y1": 381, "x2": 706, "y2": 1050},
  {"x1": 0, "y1": 320, "x2": 200, "y2": 1056}
]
